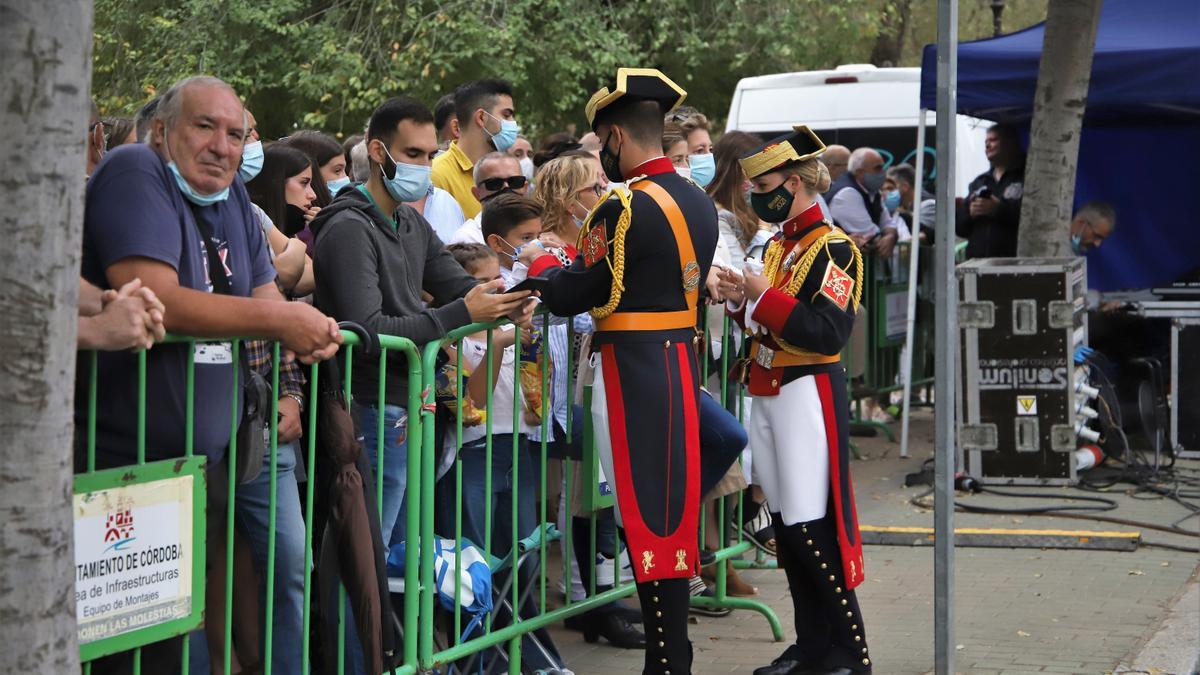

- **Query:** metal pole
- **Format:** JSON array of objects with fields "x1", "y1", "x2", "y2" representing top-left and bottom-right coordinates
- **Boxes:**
[
  {"x1": 899, "y1": 111, "x2": 927, "y2": 459},
  {"x1": 934, "y1": 0, "x2": 958, "y2": 673}
]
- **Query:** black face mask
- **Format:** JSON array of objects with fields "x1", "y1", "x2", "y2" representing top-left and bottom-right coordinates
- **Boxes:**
[
  {"x1": 749, "y1": 180, "x2": 796, "y2": 223},
  {"x1": 283, "y1": 203, "x2": 308, "y2": 237},
  {"x1": 599, "y1": 131, "x2": 623, "y2": 183}
]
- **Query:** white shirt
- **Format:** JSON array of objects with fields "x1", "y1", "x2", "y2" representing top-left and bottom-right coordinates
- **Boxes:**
[
  {"x1": 423, "y1": 186, "x2": 466, "y2": 244},
  {"x1": 829, "y1": 184, "x2": 894, "y2": 236},
  {"x1": 460, "y1": 326, "x2": 530, "y2": 440},
  {"x1": 449, "y1": 216, "x2": 484, "y2": 245}
]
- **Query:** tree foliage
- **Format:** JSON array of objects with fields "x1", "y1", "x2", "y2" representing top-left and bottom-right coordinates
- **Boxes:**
[{"x1": 93, "y1": 0, "x2": 1045, "y2": 140}]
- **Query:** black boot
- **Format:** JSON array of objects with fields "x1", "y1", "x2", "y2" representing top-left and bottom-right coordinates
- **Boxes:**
[
  {"x1": 637, "y1": 578, "x2": 693, "y2": 674},
  {"x1": 581, "y1": 611, "x2": 646, "y2": 649},
  {"x1": 752, "y1": 644, "x2": 810, "y2": 675},
  {"x1": 775, "y1": 515, "x2": 872, "y2": 673},
  {"x1": 757, "y1": 512, "x2": 828, "y2": 671}
]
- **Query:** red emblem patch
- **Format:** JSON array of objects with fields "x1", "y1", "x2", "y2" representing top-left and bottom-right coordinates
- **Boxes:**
[
  {"x1": 582, "y1": 226, "x2": 608, "y2": 268},
  {"x1": 819, "y1": 260, "x2": 855, "y2": 310}
]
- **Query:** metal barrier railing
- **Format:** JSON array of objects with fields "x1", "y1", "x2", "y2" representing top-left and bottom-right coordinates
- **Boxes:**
[
  {"x1": 692, "y1": 310, "x2": 786, "y2": 637},
  {"x1": 416, "y1": 313, "x2": 644, "y2": 674},
  {"x1": 841, "y1": 241, "x2": 964, "y2": 441},
  {"x1": 76, "y1": 330, "x2": 422, "y2": 675},
  {"x1": 84, "y1": 295, "x2": 907, "y2": 672}
]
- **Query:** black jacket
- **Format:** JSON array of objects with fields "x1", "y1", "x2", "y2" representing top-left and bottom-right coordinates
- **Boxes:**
[
  {"x1": 311, "y1": 186, "x2": 476, "y2": 406},
  {"x1": 956, "y1": 165, "x2": 1025, "y2": 258}
]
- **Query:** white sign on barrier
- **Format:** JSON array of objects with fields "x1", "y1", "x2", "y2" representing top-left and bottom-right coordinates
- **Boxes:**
[
  {"x1": 74, "y1": 474, "x2": 196, "y2": 646},
  {"x1": 886, "y1": 289, "x2": 909, "y2": 341}
]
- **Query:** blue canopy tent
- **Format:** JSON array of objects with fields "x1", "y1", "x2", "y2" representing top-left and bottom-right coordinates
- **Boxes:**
[{"x1": 919, "y1": 0, "x2": 1200, "y2": 291}]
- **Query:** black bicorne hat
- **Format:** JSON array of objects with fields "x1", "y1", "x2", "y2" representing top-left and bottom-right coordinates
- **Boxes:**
[
  {"x1": 585, "y1": 68, "x2": 687, "y2": 130},
  {"x1": 740, "y1": 125, "x2": 827, "y2": 179}
]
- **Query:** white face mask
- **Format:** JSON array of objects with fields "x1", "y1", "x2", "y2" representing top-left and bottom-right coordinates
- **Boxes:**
[
  {"x1": 507, "y1": 261, "x2": 529, "y2": 288},
  {"x1": 676, "y1": 165, "x2": 692, "y2": 180}
]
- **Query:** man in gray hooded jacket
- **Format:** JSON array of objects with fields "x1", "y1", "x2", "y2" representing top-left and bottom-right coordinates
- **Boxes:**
[{"x1": 311, "y1": 95, "x2": 532, "y2": 547}]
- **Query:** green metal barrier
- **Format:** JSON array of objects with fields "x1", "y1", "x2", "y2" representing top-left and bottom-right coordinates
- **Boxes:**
[
  {"x1": 77, "y1": 330, "x2": 423, "y2": 675},
  {"x1": 693, "y1": 310, "x2": 786, "y2": 639},
  {"x1": 78, "y1": 306, "x2": 817, "y2": 673},
  {"x1": 417, "y1": 313, "x2": 644, "y2": 674},
  {"x1": 840, "y1": 241, "x2": 968, "y2": 441}
]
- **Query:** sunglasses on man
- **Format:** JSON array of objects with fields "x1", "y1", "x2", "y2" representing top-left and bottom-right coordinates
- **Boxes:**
[{"x1": 479, "y1": 175, "x2": 527, "y2": 192}]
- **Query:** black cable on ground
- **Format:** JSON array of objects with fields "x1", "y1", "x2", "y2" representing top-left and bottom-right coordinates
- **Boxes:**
[
  {"x1": 1138, "y1": 540, "x2": 1200, "y2": 553},
  {"x1": 899, "y1": 351, "x2": 1200, "y2": 551},
  {"x1": 908, "y1": 487, "x2": 1200, "y2": 550}
]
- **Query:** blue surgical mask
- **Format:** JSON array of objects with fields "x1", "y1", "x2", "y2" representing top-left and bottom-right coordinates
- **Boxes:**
[
  {"x1": 862, "y1": 171, "x2": 886, "y2": 194},
  {"x1": 166, "y1": 133, "x2": 231, "y2": 206},
  {"x1": 883, "y1": 189, "x2": 901, "y2": 211},
  {"x1": 687, "y1": 153, "x2": 716, "y2": 188},
  {"x1": 326, "y1": 175, "x2": 351, "y2": 196},
  {"x1": 238, "y1": 140, "x2": 264, "y2": 182},
  {"x1": 495, "y1": 236, "x2": 524, "y2": 263},
  {"x1": 485, "y1": 111, "x2": 520, "y2": 152},
  {"x1": 380, "y1": 145, "x2": 432, "y2": 202}
]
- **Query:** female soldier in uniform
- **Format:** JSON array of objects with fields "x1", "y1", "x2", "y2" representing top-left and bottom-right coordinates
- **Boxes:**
[{"x1": 720, "y1": 126, "x2": 872, "y2": 675}]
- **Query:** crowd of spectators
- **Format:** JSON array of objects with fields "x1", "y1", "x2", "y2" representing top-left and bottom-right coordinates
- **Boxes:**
[{"x1": 76, "y1": 72, "x2": 1005, "y2": 675}]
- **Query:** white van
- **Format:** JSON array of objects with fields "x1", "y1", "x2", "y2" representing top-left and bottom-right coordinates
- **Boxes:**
[{"x1": 725, "y1": 64, "x2": 990, "y2": 197}]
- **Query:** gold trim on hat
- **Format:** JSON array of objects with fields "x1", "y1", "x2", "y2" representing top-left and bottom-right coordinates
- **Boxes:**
[
  {"x1": 585, "y1": 68, "x2": 688, "y2": 128},
  {"x1": 739, "y1": 125, "x2": 827, "y2": 179}
]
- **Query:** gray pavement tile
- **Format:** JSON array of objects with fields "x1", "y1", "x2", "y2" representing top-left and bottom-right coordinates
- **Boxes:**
[{"x1": 544, "y1": 412, "x2": 1199, "y2": 674}]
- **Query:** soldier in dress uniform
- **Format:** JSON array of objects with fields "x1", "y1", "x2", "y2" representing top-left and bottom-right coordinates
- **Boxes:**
[
  {"x1": 519, "y1": 68, "x2": 718, "y2": 675},
  {"x1": 718, "y1": 126, "x2": 872, "y2": 675}
]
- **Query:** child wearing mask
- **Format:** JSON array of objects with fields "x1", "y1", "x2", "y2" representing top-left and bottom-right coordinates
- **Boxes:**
[
  {"x1": 442, "y1": 236, "x2": 567, "y2": 673},
  {"x1": 480, "y1": 193, "x2": 550, "y2": 425}
]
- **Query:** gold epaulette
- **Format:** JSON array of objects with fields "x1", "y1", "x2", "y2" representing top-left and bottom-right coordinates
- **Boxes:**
[
  {"x1": 760, "y1": 229, "x2": 864, "y2": 358},
  {"x1": 574, "y1": 185, "x2": 634, "y2": 320}
]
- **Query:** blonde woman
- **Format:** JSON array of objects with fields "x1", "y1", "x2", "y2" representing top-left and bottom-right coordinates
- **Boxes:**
[{"x1": 532, "y1": 153, "x2": 607, "y2": 253}]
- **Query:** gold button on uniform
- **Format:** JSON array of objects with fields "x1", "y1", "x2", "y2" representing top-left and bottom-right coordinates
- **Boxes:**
[
  {"x1": 846, "y1": 611, "x2": 853, "y2": 618},
  {"x1": 863, "y1": 658, "x2": 871, "y2": 666},
  {"x1": 820, "y1": 563, "x2": 827, "y2": 570},
  {"x1": 855, "y1": 635, "x2": 861, "y2": 642},
  {"x1": 829, "y1": 575, "x2": 835, "y2": 581},
  {"x1": 655, "y1": 611, "x2": 662, "y2": 618},
  {"x1": 841, "y1": 599, "x2": 848, "y2": 606},
  {"x1": 806, "y1": 539, "x2": 813, "y2": 546}
]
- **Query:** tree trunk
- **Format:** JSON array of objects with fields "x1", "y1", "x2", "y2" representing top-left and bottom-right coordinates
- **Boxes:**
[
  {"x1": 0, "y1": 1, "x2": 93, "y2": 672},
  {"x1": 1016, "y1": 0, "x2": 1103, "y2": 257},
  {"x1": 870, "y1": 0, "x2": 914, "y2": 68}
]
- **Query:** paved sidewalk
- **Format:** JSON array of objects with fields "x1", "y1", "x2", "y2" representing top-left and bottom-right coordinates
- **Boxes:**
[{"x1": 548, "y1": 410, "x2": 1200, "y2": 674}]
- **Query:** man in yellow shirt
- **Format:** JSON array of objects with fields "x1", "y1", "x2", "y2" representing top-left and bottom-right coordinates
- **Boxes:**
[{"x1": 432, "y1": 79, "x2": 521, "y2": 219}]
